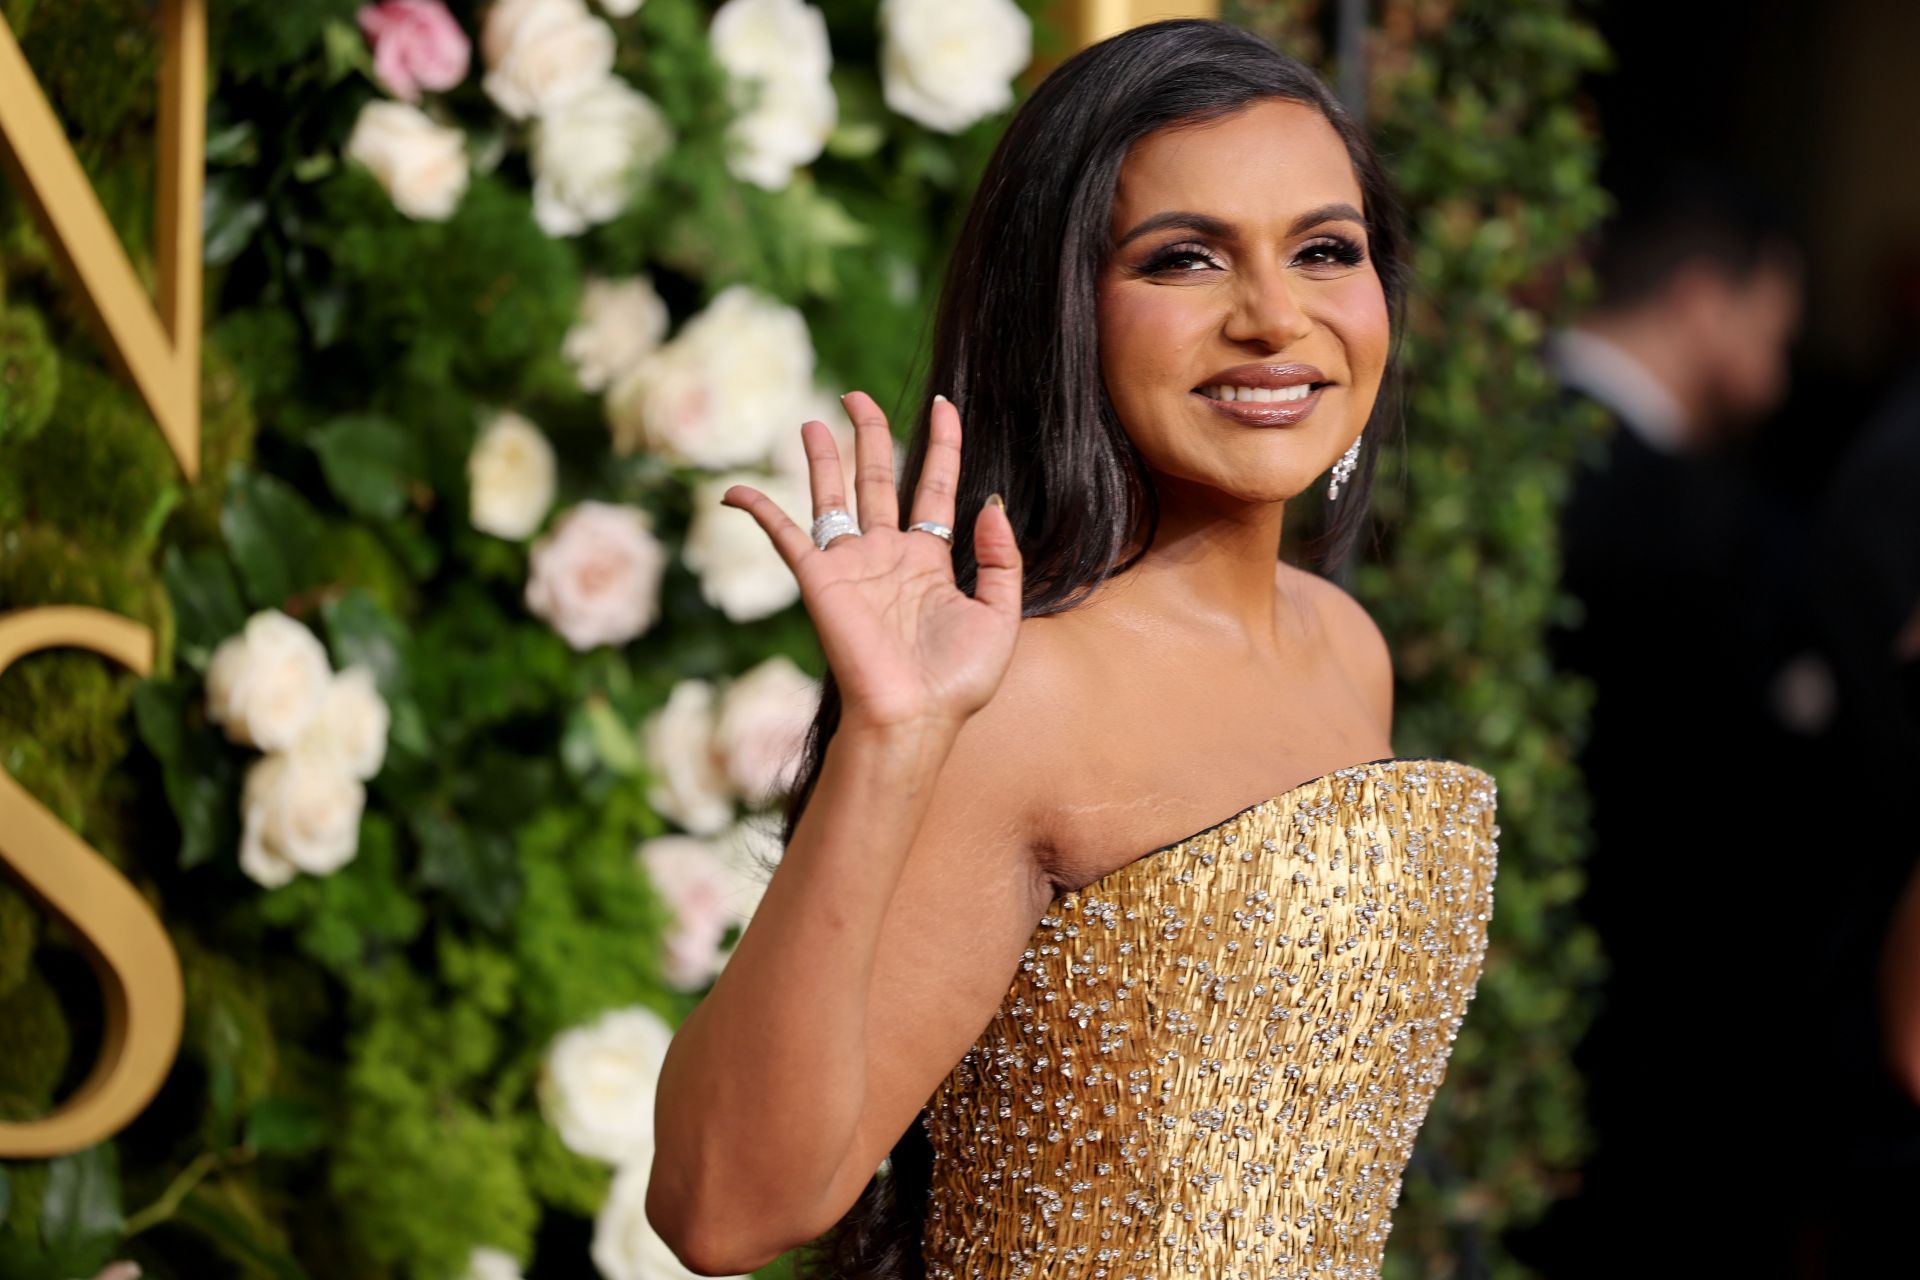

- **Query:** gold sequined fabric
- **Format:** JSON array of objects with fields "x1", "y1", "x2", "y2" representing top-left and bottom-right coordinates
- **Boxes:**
[{"x1": 918, "y1": 756, "x2": 1500, "y2": 1279}]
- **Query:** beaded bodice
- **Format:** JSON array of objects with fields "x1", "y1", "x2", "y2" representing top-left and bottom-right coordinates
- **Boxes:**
[{"x1": 917, "y1": 756, "x2": 1500, "y2": 1280}]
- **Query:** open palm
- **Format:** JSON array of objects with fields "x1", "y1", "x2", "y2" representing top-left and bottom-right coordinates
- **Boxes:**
[{"x1": 719, "y1": 391, "x2": 1024, "y2": 737}]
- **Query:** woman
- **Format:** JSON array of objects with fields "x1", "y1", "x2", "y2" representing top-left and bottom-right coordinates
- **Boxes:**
[{"x1": 649, "y1": 18, "x2": 1501, "y2": 1278}]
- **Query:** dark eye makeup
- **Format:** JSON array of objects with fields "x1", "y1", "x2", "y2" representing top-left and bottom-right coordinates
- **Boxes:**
[{"x1": 1137, "y1": 232, "x2": 1367, "y2": 277}]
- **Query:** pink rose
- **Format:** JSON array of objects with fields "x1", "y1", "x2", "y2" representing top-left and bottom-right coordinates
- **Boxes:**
[
  {"x1": 637, "y1": 836, "x2": 738, "y2": 990},
  {"x1": 357, "y1": 0, "x2": 472, "y2": 103},
  {"x1": 524, "y1": 501, "x2": 667, "y2": 651}
]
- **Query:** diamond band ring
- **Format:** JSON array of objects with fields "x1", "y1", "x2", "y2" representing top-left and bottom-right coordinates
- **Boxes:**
[{"x1": 811, "y1": 508, "x2": 860, "y2": 550}]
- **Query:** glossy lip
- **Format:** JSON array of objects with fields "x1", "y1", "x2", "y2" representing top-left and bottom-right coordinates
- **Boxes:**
[
  {"x1": 1190, "y1": 362, "x2": 1332, "y2": 427},
  {"x1": 1192, "y1": 385, "x2": 1328, "y2": 426},
  {"x1": 1195, "y1": 362, "x2": 1326, "y2": 390}
]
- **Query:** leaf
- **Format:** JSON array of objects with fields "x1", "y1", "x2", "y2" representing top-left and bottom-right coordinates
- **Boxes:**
[
  {"x1": 133, "y1": 678, "x2": 241, "y2": 869},
  {"x1": 203, "y1": 171, "x2": 268, "y2": 267},
  {"x1": 163, "y1": 545, "x2": 248, "y2": 664},
  {"x1": 413, "y1": 811, "x2": 522, "y2": 934},
  {"x1": 221, "y1": 470, "x2": 326, "y2": 609},
  {"x1": 39, "y1": 1143, "x2": 123, "y2": 1261},
  {"x1": 174, "y1": 1186, "x2": 311, "y2": 1280},
  {"x1": 244, "y1": 1097, "x2": 328, "y2": 1156},
  {"x1": 311, "y1": 415, "x2": 420, "y2": 521}
]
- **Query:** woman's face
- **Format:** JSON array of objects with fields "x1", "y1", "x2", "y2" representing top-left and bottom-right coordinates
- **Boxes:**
[{"x1": 1097, "y1": 97, "x2": 1389, "y2": 507}]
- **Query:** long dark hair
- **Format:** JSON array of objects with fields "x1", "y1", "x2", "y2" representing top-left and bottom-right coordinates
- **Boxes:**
[{"x1": 784, "y1": 17, "x2": 1410, "y2": 1277}]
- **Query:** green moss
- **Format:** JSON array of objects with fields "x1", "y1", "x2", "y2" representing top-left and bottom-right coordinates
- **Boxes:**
[
  {"x1": 0, "y1": 884, "x2": 34, "y2": 1000},
  {"x1": 8, "y1": 360, "x2": 180, "y2": 560},
  {"x1": 178, "y1": 936, "x2": 280, "y2": 1146},
  {"x1": 0, "y1": 974, "x2": 72, "y2": 1111},
  {"x1": 170, "y1": 338, "x2": 261, "y2": 544},
  {"x1": 0, "y1": 305, "x2": 58, "y2": 448}
]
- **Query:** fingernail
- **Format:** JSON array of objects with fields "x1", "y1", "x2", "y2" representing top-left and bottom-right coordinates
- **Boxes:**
[
  {"x1": 933, "y1": 393, "x2": 948, "y2": 404},
  {"x1": 987, "y1": 492, "x2": 1004, "y2": 509}
]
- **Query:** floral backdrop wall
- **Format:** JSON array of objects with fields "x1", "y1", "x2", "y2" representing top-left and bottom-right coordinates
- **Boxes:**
[
  {"x1": 0, "y1": 0, "x2": 1050, "y2": 1276},
  {"x1": 0, "y1": 0, "x2": 1609, "y2": 1278}
]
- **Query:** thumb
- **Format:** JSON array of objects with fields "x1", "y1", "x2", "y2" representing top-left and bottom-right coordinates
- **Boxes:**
[{"x1": 971, "y1": 493, "x2": 1023, "y2": 621}]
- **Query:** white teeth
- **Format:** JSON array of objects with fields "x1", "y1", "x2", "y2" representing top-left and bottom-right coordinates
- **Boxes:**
[{"x1": 1203, "y1": 383, "x2": 1315, "y2": 403}]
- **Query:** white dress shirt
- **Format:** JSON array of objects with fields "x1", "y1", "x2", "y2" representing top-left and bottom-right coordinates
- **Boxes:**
[{"x1": 1544, "y1": 327, "x2": 1692, "y2": 456}]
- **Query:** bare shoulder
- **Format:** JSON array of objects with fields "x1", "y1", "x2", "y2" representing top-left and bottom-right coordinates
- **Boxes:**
[
  {"x1": 925, "y1": 611, "x2": 1084, "y2": 874},
  {"x1": 1278, "y1": 561, "x2": 1394, "y2": 736}
]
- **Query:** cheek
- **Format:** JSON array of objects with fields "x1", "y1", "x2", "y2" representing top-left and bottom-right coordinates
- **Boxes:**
[
  {"x1": 1098, "y1": 282, "x2": 1213, "y2": 387},
  {"x1": 1321, "y1": 277, "x2": 1390, "y2": 380}
]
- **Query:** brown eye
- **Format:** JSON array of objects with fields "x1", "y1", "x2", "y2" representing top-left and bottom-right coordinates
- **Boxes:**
[{"x1": 1142, "y1": 242, "x2": 1224, "y2": 274}]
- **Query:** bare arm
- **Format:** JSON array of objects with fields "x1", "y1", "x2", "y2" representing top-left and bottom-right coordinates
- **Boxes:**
[{"x1": 645, "y1": 391, "x2": 1041, "y2": 1272}]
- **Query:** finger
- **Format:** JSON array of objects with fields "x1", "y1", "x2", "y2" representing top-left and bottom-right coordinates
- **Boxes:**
[
  {"x1": 800, "y1": 419, "x2": 850, "y2": 520},
  {"x1": 970, "y1": 494, "x2": 1023, "y2": 622},
  {"x1": 907, "y1": 393, "x2": 962, "y2": 535},
  {"x1": 720, "y1": 482, "x2": 817, "y2": 576},
  {"x1": 842, "y1": 390, "x2": 901, "y2": 532}
]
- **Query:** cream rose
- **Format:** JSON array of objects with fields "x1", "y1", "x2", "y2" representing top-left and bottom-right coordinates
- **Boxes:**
[
  {"x1": 682, "y1": 469, "x2": 806, "y2": 622},
  {"x1": 604, "y1": 283, "x2": 816, "y2": 468},
  {"x1": 461, "y1": 1247, "x2": 524, "y2": 1280},
  {"x1": 592, "y1": 1157, "x2": 748, "y2": 1280},
  {"x1": 524, "y1": 501, "x2": 668, "y2": 650},
  {"x1": 538, "y1": 1004, "x2": 675, "y2": 1164},
  {"x1": 714, "y1": 655, "x2": 817, "y2": 806},
  {"x1": 468, "y1": 410, "x2": 557, "y2": 540},
  {"x1": 640, "y1": 678, "x2": 734, "y2": 836},
  {"x1": 712, "y1": 811, "x2": 780, "y2": 928},
  {"x1": 710, "y1": 0, "x2": 836, "y2": 191},
  {"x1": 292, "y1": 666, "x2": 391, "y2": 782},
  {"x1": 878, "y1": 0, "x2": 1030, "y2": 134},
  {"x1": 239, "y1": 752, "x2": 367, "y2": 886},
  {"x1": 205, "y1": 610, "x2": 333, "y2": 752},
  {"x1": 480, "y1": 0, "x2": 616, "y2": 120},
  {"x1": 636, "y1": 835, "x2": 738, "y2": 991},
  {"x1": 530, "y1": 76, "x2": 674, "y2": 237},
  {"x1": 765, "y1": 381, "x2": 857, "y2": 495},
  {"x1": 563, "y1": 275, "x2": 669, "y2": 393},
  {"x1": 344, "y1": 99, "x2": 471, "y2": 221}
]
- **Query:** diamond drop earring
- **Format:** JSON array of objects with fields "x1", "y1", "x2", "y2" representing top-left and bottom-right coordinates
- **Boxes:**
[{"x1": 1327, "y1": 431, "x2": 1364, "y2": 502}]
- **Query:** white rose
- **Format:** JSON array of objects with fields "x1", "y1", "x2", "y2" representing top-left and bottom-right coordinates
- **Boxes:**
[
  {"x1": 480, "y1": 0, "x2": 616, "y2": 120},
  {"x1": 878, "y1": 0, "x2": 1030, "y2": 134},
  {"x1": 525, "y1": 501, "x2": 668, "y2": 650},
  {"x1": 205, "y1": 610, "x2": 333, "y2": 752},
  {"x1": 595, "y1": 0, "x2": 644, "y2": 15},
  {"x1": 344, "y1": 99, "x2": 471, "y2": 221},
  {"x1": 640, "y1": 679, "x2": 734, "y2": 836},
  {"x1": 604, "y1": 284, "x2": 815, "y2": 467},
  {"x1": 710, "y1": 0, "x2": 836, "y2": 191},
  {"x1": 292, "y1": 666, "x2": 390, "y2": 782},
  {"x1": 682, "y1": 469, "x2": 806, "y2": 622},
  {"x1": 637, "y1": 835, "x2": 738, "y2": 991},
  {"x1": 239, "y1": 752, "x2": 366, "y2": 886},
  {"x1": 712, "y1": 810, "x2": 780, "y2": 928},
  {"x1": 539, "y1": 1005, "x2": 675, "y2": 1164},
  {"x1": 563, "y1": 275, "x2": 669, "y2": 393},
  {"x1": 530, "y1": 76, "x2": 674, "y2": 237},
  {"x1": 592, "y1": 1157, "x2": 748, "y2": 1280},
  {"x1": 462, "y1": 1247, "x2": 524, "y2": 1280},
  {"x1": 469, "y1": 410, "x2": 558, "y2": 540},
  {"x1": 765, "y1": 382, "x2": 857, "y2": 494},
  {"x1": 714, "y1": 655, "x2": 817, "y2": 806}
]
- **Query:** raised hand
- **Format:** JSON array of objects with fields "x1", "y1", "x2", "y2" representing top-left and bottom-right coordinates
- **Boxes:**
[{"x1": 718, "y1": 391, "x2": 1023, "y2": 738}]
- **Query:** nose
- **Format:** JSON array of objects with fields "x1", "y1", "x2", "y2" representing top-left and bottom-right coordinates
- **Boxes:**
[{"x1": 1225, "y1": 265, "x2": 1313, "y2": 350}]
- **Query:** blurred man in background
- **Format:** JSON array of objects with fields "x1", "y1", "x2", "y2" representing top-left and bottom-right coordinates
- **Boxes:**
[{"x1": 1521, "y1": 171, "x2": 1812, "y2": 1277}]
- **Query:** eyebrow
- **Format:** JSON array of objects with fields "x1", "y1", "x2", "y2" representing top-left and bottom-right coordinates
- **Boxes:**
[{"x1": 1115, "y1": 202, "x2": 1367, "y2": 249}]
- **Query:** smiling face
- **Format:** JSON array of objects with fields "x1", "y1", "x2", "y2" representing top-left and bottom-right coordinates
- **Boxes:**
[{"x1": 1097, "y1": 97, "x2": 1390, "y2": 508}]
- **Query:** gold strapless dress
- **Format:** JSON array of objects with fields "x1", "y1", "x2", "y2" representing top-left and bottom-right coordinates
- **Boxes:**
[{"x1": 918, "y1": 756, "x2": 1500, "y2": 1279}]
